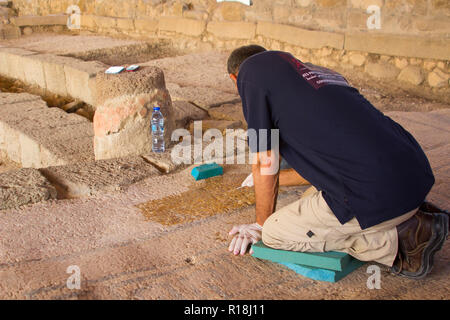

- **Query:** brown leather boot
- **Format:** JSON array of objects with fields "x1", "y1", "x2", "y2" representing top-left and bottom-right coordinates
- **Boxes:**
[
  {"x1": 390, "y1": 209, "x2": 448, "y2": 279},
  {"x1": 420, "y1": 202, "x2": 449, "y2": 232}
]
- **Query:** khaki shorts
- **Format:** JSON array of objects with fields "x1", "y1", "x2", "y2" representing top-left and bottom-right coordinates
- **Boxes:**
[{"x1": 262, "y1": 186, "x2": 418, "y2": 266}]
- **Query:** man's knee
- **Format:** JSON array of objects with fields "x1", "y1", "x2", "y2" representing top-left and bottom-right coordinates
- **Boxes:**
[
  {"x1": 261, "y1": 211, "x2": 296, "y2": 250},
  {"x1": 261, "y1": 213, "x2": 278, "y2": 247}
]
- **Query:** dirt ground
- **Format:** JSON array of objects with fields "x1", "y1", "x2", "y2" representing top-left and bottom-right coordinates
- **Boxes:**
[
  {"x1": 342, "y1": 67, "x2": 450, "y2": 112},
  {"x1": 0, "y1": 32, "x2": 448, "y2": 300}
]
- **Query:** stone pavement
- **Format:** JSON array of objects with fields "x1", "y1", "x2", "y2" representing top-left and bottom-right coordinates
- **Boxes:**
[
  {"x1": 0, "y1": 93, "x2": 94, "y2": 168},
  {"x1": 0, "y1": 110, "x2": 448, "y2": 300}
]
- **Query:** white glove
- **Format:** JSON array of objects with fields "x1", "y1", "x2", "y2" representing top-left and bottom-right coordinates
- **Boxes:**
[
  {"x1": 239, "y1": 173, "x2": 254, "y2": 188},
  {"x1": 228, "y1": 223, "x2": 262, "y2": 256}
]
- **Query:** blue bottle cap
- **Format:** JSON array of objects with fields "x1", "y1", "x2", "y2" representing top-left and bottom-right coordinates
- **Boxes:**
[{"x1": 153, "y1": 107, "x2": 161, "y2": 111}]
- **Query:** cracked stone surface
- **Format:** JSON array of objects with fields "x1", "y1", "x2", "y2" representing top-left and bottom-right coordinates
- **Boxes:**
[
  {"x1": 208, "y1": 102, "x2": 246, "y2": 127},
  {"x1": 39, "y1": 156, "x2": 160, "y2": 199},
  {"x1": 172, "y1": 100, "x2": 208, "y2": 128},
  {"x1": 0, "y1": 110, "x2": 448, "y2": 299},
  {"x1": 167, "y1": 83, "x2": 240, "y2": 110},
  {"x1": 0, "y1": 168, "x2": 57, "y2": 210}
]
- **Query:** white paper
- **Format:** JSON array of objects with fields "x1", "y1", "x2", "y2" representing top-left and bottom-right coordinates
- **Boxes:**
[
  {"x1": 105, "y1": 66, "x2": 125, "y2": 74},
  {"x1": 216, "y1": 0, "x2": 252, "y2": 6}
]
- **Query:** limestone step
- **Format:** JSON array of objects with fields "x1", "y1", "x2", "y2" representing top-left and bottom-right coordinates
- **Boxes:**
[
  {"x1": 39, "y1": 156, "x2": 160, "y2": 199},
  {"x1": 0, "y1": 93, "x2": 94, "y2": 168},
  {"x1": 0, "y1": 168, "x2": 57, "y2": 210},
  {"x1": 10, "y1": 14, "x2": 68, "y2": 27},
  {"x1": 166, "y1": 83, "x2": 240, "y2": 110}
]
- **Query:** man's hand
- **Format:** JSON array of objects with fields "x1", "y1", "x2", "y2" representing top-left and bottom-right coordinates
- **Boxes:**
[{"x1": 228, "y1": 223, "x2": 263, "y2": 256}]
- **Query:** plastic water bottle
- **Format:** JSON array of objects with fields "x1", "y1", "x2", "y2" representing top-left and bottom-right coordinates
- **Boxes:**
[{"x1": 151, "y1": 106, "x2": 165, "y2": 153}]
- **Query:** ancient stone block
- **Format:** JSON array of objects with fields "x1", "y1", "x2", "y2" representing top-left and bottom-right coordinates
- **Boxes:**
[
  {"x1": 346, "y1": 11, "x2": 368, "y2": 31},
  {"x1": 385, "y1": 0, "x2": 428, "y2": 16},
  {"x1": 189, "y1": 120, "x2": 243, "y2": 135},
  {"x1": 0, "y1": 168, "x2": 57, "y2": 210},
  {"x1": 81, "y1": 14, "x2": 96, "y2": 29},
  {"x1": 273, "y1": 5, "x2": 290, "y2": 23},
  {"x1": 208, "y1": 103, "x2": 246, "y2": 127},
  {"x1": 94, "y1": 16, "x2": 117, "y2": 29},
  {"x1": 345, "y1": 33, "x2": 450, "y2": 61},
  {"x1": 141, "y1": 52, "x2": 236, "y2": 95},
  {"x1": 256, "y1": 22, "x2": 344, "y2": 49},
  {"x1": 427, "y1": 68, "x2": 449, "y2": 88},
  {"x1": 316, "y1": 0, "x2": 346, "y2": 7},
  {"x1": 22, "y1": 27, "x2": 33, "y2": 36},
  {"x1": 40, "y1": 156, "x2": 159, "y2": 199},
  {"x1": 142, "y1": 150, "x2": 182, "y2": 174},
  {"x1": 0, "y1": 93, "x2": 41, "y2": 106},
  {"x1": 364, "y1": 62, "x2": 400, "y2": 79},
  {"x1": 64, "y1": 60, "x2": 106, "y2": 106},
  {"x1": 21, "y1": 55, "x2": 46, "y2": 88},
  {"x1": 167, "y1": 2, "x2": 184, "y2": 17},
  {"x1": 398, "y1": 66, "x2": 424, "y2": 85},
  {"x1": 116, "y1": 18, "x2": 135, "y2": 31},
  {"x1": 134, "y1": 18, "x2": 158, "y2": 33},
  {"x1": 159, "y1": 17, "x2": 205, "y2": 36},
  {"x1": 0, "y1": 48, "x2": 36, "y2": 81},
  {"x1": 36, "y1": 54, "x2": 73, "y2": 97},
  {"x1": 10, "y1": 14, "x2": 68, "y2": 26},
  {"x1": 348, "y1": 52, "x2": 366, "y2": 67},
  {"x1": 207, "y1": 21, "x2": 256, "y2": 39},
  {"x1": 394, "y1": 57, "x2": 409, "y2": 69},
  {"x1": 166, "y1": 83, "x2": 240, "y2": 110},
  {"x1": 414, "y1": 17, "x2": 450, "y2": 33},
  {"x1": 313, "y1": 6, "x2": 347, "y2": 30},
  {"x1": 0, "y1": 24, "x2": 20, "y2": 40},
  {"x1": 349, "y1": 0, "x2": 384, "y2": 8},
  {"x1": 172, "y1": 100, "x2": 208, "y2": 128},
  {"x1": 94, "y1": 67, "x2": 175, "y2": 160},
  {"x1": 0, "y1": 96, "x2": 94, "y2": 168},
  {"x1": 295, "y1": 0, "x2": 313, "y2": 6},
  {"x1": 219, "y1": 2, "x2": 245, "y2": 21},
  {"x1": 183, "y1": 10, "x2": 208, "y2": 20},
  {"x1": 423, "y1": 61, "x2": 437, "y2": 71}
]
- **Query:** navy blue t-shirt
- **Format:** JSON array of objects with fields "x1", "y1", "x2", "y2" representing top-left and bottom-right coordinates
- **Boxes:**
[{"x1": 237, "y1": 51, "x2": 434, "y2": 229}]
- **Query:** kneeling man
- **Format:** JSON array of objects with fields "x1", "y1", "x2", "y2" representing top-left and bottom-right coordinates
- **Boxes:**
[{"x1": 227, "y1": 45, "x2": 448, "y2": 279}]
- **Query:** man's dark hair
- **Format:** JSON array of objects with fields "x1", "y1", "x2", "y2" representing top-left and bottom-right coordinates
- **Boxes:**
[{"x1": 227, "y1": 45, "x2": 267, "y2": 75}]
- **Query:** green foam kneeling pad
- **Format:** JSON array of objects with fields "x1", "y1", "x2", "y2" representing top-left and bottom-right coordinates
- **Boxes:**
[
  {"x1": 252, "y1": 241, "x2": 353, "y2": 271},
  {"x1": 191, "y1": 163, "x2": 223, "y2": 181},
  {"x1": 280, "y1": 258, "x2": 365, "y2": 282}
]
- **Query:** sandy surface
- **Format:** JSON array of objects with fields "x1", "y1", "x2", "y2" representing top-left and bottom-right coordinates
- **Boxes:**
[
  {"x1": 0, "y1": 108, "x2": 448, "y2": 299},
  {"x1": 0, "y1": 38, "x2": 448, "y2": 299}
]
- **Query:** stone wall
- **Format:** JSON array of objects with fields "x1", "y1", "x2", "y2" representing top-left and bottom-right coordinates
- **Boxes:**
[{"x1": 10, "y1": 0, "x2": 450, "y2": 91}]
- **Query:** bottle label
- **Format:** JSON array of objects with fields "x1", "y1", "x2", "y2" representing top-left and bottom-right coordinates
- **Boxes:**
[{"x1": 152, "y1": 125, "x2": 164, "y2": 133}]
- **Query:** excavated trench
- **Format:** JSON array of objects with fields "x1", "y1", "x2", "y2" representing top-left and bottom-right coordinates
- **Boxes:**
[
  {"x1": 62, "y1": 40, "x2": 182, "y2": 67},
  {"x1": 0, "y1": 74, "x2": 94, "y2": 120},
  {"x1": 0, "y1": 38, "x2": 187, "y2": 176}
]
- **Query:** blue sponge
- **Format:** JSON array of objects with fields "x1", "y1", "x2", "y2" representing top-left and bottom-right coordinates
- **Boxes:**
[
  {"x1": 280, "y1": 259, "x2": 365, "y2": 283},
  {"x1": 252, "y1": 241, "x2": 351, "y2": 271},
  {"x1": 191, "y1": 163, "x2": 223, "y2": 181}
]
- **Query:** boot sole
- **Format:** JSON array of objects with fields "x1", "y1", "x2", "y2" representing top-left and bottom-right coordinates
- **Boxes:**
[{"x1": 395, "y1": 213, "x2": 447, "y2": 279}]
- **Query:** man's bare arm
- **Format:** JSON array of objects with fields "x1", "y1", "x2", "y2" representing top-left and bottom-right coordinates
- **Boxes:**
[
  {"x1": 252, "y1": 151, "x2": 280, "y2": 226},
  {"x1": 279, "y1": 168, "x2": 310, "y2": 186}
]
